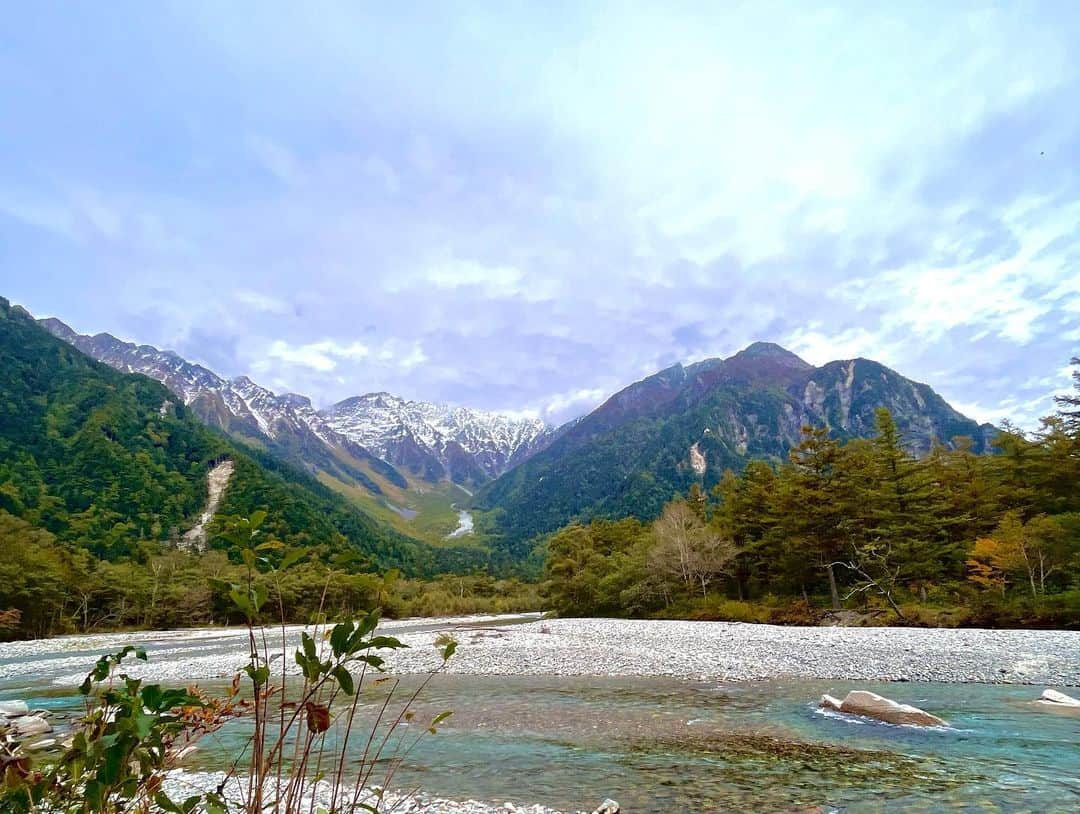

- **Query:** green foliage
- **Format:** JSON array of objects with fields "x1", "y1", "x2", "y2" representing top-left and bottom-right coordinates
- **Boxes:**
[
  {"x1": 1, "y1": 646, "x2": 224, "y2": 814},
  {"x1": 476, "y1": 356, "x2": 995, "y2": 551},
  {"x1": 0, "y1": 298, "x2": 499, "y2": 639},
  {"x1": 544, "y1": 363, "x2": 1080, "y2": 627}
]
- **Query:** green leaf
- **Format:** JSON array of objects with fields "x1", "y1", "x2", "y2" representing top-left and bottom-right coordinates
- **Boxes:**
[
  {"x1": 439, "y1": 638, "x2": 458, "y2": 661},
  {"x1": 249, "y1": 509, "x2": 267, "y2": 528},
  {"x1": 244, "y1": 663, "x2": 271, "y2": 687},
  {"x1": 329, "y1": 621, "x2": 353, "y2": 658},
  {"x1": 302, "y1": 631, "x2": 317, "y2": 660},
  {"x1": 228, "y1": 588, "x2": 253, "y2": 617},
  {"x1": 331, "y1": 665, "x2": 355, "y2": 696},
  {"x1": 154, "y1": 792, "x2": 184, "y2": 813},
  {"x1": 365, "y1": 635, "x2": 406, "y2": 650},
  {"x1": 279, "y1": 547, "x2": 306, "y2": 571},
  {"x1": 428, "y1": 709, "x2": 454, "y2": 733},
  {"x1": 253, "y1": 582, "x2": 268, "y2": 613}
]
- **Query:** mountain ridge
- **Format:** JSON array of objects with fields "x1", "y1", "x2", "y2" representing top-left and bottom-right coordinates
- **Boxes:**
[
  {"x1": 37, "y1": 316, "x2": 555, "y2": 490},
  {"x1": 3, "y1": 297, "x2": 479, "y2": 575},
  {"x1": 473, "y1": 342, "x2": 999, "y2": 550}
]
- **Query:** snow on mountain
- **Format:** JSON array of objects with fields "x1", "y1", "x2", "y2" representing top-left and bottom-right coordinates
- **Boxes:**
[
  {"x1": 38, "y1": 317, "x2": 554, "y2": 485},
  {"x1": 322, "y1": 392, "x2": 554, "y2": 482}
]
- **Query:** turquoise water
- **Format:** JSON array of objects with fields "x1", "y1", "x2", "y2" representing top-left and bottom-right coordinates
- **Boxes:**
[{"x1": 3, "y1": 643, "x2": 1077, "y2": 812}]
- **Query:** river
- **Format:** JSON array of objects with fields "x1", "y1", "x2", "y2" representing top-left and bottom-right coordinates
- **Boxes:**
[{"x1": 2, "y1": 618, "x2": 1077, "y2": 812}]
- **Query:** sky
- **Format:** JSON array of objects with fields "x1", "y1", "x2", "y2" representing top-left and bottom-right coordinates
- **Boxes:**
[{"x1": 2, "y1": 1, "x2": 1078, "y2": 428}]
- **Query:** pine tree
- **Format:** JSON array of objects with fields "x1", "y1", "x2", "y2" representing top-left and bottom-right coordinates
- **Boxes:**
[
  {"x1": 858, "y1": 409, "x2": 965, "y2": 588},
  {"x1": 775, "y1": 425, "x2": 849, "y2": 609}
]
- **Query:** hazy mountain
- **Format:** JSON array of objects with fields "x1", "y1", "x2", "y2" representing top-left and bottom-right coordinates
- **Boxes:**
[
  {"x1": 38, "y1": 317, "x2": 555, "y2": 487},
  {"x1": 474, "y1": 341, "x2": 999, "y2": 548},
  {"x1": 323, "y1": 392, "x2": 554, "y2": 485},
  {"x1": 3, "y1": 298, "x2": 476, "y2": 574}
]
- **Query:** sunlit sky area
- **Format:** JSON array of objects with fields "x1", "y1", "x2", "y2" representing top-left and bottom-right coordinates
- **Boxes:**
[{"x1": 3, "y1": 1, "x2": 1078, "y2": 426}]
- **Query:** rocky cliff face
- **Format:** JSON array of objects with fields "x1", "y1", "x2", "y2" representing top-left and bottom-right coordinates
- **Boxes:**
[
  {"x1": 474, "y1": 341, "x2": 998, "y2": 545},
  {"x1": 322, "y1": 392, "x2": 555, "y2": 485}
]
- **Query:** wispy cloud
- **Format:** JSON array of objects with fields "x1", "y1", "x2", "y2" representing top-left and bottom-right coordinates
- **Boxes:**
[{"x1": 2, "y1": 2, "x2": 1077, "y2": 427}]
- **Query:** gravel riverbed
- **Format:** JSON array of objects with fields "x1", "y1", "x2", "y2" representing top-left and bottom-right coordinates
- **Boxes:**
[
  {"x1": 5, "y1": 614, "x2": 1075, "y2": 688},
  {"x1": 390, "y1": 617, "x2": 1080, "y2": 686},
  {"x1": 6, "y1": 615, "x2": 1078, "y2": 814}
]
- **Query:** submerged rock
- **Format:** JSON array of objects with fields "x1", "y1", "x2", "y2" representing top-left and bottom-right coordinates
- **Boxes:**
[
  {"x1": 835, "y1": 691, "x2": 947, "y2": 727},
  {"x1": 11, "y1": 715, "x2": 52, "y2": 738},
  {"x1": 0, "y1": 700, "x2": 30, "y2": 717},
  {"x1": 1035, "y1": 689, "x2": 1080, "y2": 709}
]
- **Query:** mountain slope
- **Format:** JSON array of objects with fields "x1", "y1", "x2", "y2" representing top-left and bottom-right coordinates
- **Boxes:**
[
  {"x1": 3, "y1": 297, "x2": 482, "y2": 574},
  {"x1": 38, "y1": 318, "x2": 554, "y2": 540},
  {"x1": 323, "y1": 392, "x2": 554, "y2": 484},
  {"x1": 474, "y1": 342, "x2": 998, "y2": 550},
  {"x1": 37, "y1": 317, "x2": 409, "y2": 495}
]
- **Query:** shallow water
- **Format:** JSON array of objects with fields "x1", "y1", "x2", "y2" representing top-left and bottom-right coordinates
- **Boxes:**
[{"x1": 3, "y1": 635, "x2": 1078, "y2": 812}]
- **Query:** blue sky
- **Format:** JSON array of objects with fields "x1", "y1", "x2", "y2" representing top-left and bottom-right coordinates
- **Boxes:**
[{"x1": 2, "y1": 1, "x2": 1077, "y2": 427}]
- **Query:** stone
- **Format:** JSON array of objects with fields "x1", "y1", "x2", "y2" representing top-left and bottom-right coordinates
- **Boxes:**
[
  {"x1": 0, "y1": 700, "x2": 30, "y2": 717},
  {"x1": 591, "y1": 800, "x2": 620, "y2": 814},
  {"x1": 24, "y1": 738, "x2": 57, "y2": 750},
  {"x1": 837, "y1": 690, "x2": 947, "y2": 727},
  {"x1": 819, "y1": 694, "x2": 843, "y2": 712},
  {"x1": 11, "y1": 715, "x2": 52, "y2": 737},
  {"x1": 1036, "y1": 689, "x2": 1080, "y2": 708}
]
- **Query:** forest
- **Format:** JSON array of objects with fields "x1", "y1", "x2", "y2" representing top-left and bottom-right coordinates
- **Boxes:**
[
  {"x1": 0, "y1": 298, "x2": 511, "y2": 640},
  {"x1": 543, "y1": 367, "x2": 1080, "y2": 628},
  {"x1": 3, "y1": 292, "x2": 1077, "y2": 638}
]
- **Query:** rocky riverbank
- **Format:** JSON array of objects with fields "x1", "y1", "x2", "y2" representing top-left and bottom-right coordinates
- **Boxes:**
[
  {"x1": 159, "y1": 771, "x2": 608, "y2": 814},
  {"x1": 6, "y1": 615, "x2": 1077, "y2": 688},
  {"x1": 386, "y1": 617, "x2": 1080, "y2": 685}
]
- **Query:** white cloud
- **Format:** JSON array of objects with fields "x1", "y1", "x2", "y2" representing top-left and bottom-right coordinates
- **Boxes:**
[
  {"x1": 544, "y1": 387, "x2": 607, "y2": 421},
  {"x1": 232, "y1": 290, "x2": 289, "y2": 314},
  {"x1": 246, "y1": 134, "x2": 305, "y2": 187},
  {"x1": 264, "y1": 339, "x2": 370, "y2": 372}
]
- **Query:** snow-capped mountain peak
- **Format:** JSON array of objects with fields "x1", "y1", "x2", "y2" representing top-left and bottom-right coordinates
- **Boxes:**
[
  {"x1": 38, "y1": 316, "x2": 554, "y2": 486},
  {"x1": 321, "y1": 394, "x2": 553, "y2": 482}
]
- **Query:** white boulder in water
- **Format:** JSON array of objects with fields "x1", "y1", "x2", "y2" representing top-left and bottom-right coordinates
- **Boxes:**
[
  {"x1": 0, "y1": 700, "x2": 30, "y2": 717},
  {"x1": 819, "y1": 694, "x2": 843, "y2": 712},
  {"x1": 591, "y1": 800, "x2": 620, "y2": 814},
  {"x1": 1035, "y1": 689, "x2": 1080, "y2": 709},
  {"x1": 823, "y1": 690, "x2": 948, "y2": 727}
]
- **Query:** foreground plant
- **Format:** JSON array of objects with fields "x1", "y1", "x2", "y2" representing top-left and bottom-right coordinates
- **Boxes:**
[
  {"x1": 1, "y1": 510, "x2": 457, "y2": 814},
  {"x1": 1, "y1": 646, "x2": 239, "y2": 813}
]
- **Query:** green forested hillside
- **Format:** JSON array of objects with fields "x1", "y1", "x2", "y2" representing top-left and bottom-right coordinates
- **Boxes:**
[
  {"x1": 0, "y1": 297, "x2": 494, "y2": 636},
  {"x1": 543, "y1": 395, "x2": 1080, "y2": 628},
  {"x1": 475, "y1": 344, "x2": 996, "y2": 554}
]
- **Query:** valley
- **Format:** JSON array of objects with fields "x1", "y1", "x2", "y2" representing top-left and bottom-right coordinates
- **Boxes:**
[{"x1": 38, "y1": 315, "x2": 554, "y2": 546}]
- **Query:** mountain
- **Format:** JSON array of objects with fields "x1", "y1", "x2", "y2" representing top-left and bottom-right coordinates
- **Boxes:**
[
  {"x1": 38, "y1": 317, "x2": 553, "y2": 489},
  {"x1": 37, "y1": 315, "x2": 553, "y2": 540},
  {"x1": 3, "y1": 297, "x2": 480, "y2": 574},
  {"x1": 473, "y1": 341, "x2": 999, "y2": 550},
  {"x1": 323, "y1": 393, "x2": 553, "y2": 485}
]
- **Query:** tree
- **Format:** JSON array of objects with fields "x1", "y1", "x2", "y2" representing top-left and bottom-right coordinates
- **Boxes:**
[
  {"x1": 1054, "y1": 356, "x2": 1080, "y2": 434},
  {"x1": 712, "y1": 461, "x2": 778, "y2": 599},
  {"x1": 649, "y1": 501, "x2": 736, "y2": 597},
  {"x1": 971, "y1": 511, "x2": 1068, "y2": 597},
  {"x1": 858, "y1": 409, "x2": 965, "y2": 587},
  {"x1": 774, "y1": 426, "x2": 849, "y2": 609}
]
